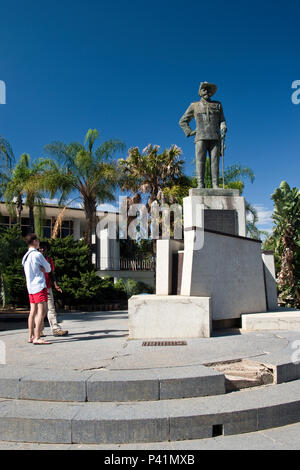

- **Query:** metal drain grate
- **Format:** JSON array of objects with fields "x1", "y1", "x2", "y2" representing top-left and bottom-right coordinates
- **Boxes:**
[{"x1": 142, "y1": 341, "x2": 187, "y2": 347}]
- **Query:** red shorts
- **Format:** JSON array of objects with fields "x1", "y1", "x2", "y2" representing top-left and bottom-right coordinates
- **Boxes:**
[{"x1": 28, "y1": 288, "x2": 48, "y2": 304}]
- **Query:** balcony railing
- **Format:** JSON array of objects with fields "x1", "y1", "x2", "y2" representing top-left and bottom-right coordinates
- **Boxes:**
[
  {"x1": 120, "y1": 257, "x2": 154, "y2": 271},
  {"x1": 98, "y1": 257, "x2": 154, "y2": 271}
]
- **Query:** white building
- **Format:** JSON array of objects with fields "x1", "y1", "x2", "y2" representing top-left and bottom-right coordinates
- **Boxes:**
[{"x1": 0, "y1": 202, "x2": 155, "y2": 287}]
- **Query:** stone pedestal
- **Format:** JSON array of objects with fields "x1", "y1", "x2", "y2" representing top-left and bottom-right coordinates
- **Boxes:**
[
  {"x1": 128, "y1": 295, "x2": 211, "y2": 339},
  {"x1": 188, "y1": 188, "x2": 246, "y2": 237},
  {"x1": 180, "y1": 194, "x2": 268, "y2": 320}
]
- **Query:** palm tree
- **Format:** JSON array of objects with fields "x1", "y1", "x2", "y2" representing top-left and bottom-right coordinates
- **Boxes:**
[
  {"x1": 118, "y1": 144, "x2": 185, "y2": 259},
  {"x1": 44, "y1": 129, "x2": 124, "y2": 248},
  {"x1": 4, "y1": 153, "x2": 54, "y2": 233},
  {"x1": 0, "y1": 136, "x2": 14, "y2": 198},
  {"x1": 245, "y1": 202, "x2": 269, "y2": 240},
  {"x1": 119, "y1": 144, "x2": 184, "y2": 206}
]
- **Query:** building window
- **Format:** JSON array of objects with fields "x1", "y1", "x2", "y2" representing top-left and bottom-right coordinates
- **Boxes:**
[
  {"x1": 0, "y1": 215, "x2": 10, "y2": 233},
  {"x1": 21, "y1": 218, "x2": 31, "y2": 236},
  {"x1": 0, "y1": 210, "x2": 75, "y2": 239},
  {"x1": 50, "y1": 219, "x2": 73, "y2": 238},
  {"x1": 42, "y1": 219, "x2": 52, "y2": 238}
]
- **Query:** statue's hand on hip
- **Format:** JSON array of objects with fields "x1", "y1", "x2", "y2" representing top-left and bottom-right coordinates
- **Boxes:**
[{"x1": 189, "y1": 130, "x2": 196, "y2": 137}]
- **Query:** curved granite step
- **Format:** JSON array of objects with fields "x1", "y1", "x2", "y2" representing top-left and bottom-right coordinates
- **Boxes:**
[
  {"x1": 0, "y1": 364, "x2": 225, "y2": 402},
  {"x1": 1, "y1": 379, "x2": 300, "y2": 444}
]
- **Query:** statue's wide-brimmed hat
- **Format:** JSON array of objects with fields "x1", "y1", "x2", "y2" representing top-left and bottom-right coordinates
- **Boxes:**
[{"x1": 199, "y1": 81, "x2": 217, "y2": 96}]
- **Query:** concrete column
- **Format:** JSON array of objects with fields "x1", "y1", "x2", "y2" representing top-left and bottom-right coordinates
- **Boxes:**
[
  {"x1": 98, "y1": 228, "x2": 120, "y2": 270},
  {"x1": 156, "y1": 239, "x2": 184, "y2": 295},
  {"x1": 110, "y1": 238, "x2": 120, "y2": 270},
  {"x1": 100, "y1": 228, "x2": 109, "y2": 270},
  {"x1": 262, "y1": 251, "x2": 278, "y2": 310}
]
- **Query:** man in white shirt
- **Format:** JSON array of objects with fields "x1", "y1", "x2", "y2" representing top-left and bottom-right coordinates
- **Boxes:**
[{"x1": 22, "y1": 233, "x2": 52, "y2": 345}]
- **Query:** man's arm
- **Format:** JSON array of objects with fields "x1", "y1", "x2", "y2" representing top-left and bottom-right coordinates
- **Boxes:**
[
  {"x1": 219, "y1": 103, "x2": 227, "y2": 135},
  {"x1": 49, "y1": 258, "x2": 63, "y2": 292},
  {"x1": 36, "y1": 252, "x2": 51, "y2": 273},
  {"x1": 179, "y1": 103, "x2": 195, "y2": 137}
]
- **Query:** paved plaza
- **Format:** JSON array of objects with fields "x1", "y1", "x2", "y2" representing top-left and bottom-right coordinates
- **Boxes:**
[
  {"x1": 1, "y1": 310, "x2": 300, "y2": 449},
  {"x1": 1, "y1": 310, "x2": 299, "y2": 371}
]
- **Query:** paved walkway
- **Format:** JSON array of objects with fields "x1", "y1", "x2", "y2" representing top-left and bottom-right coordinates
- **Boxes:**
[
  {"x1": 1, "y1": 311, "x2": 300, "y2": 450},
  {"x1": 1, "y1": 310, "x2": 299, "y2": 371},
  {"x1": 0, "y1": 422, "x2": 299, "y2": 450}
]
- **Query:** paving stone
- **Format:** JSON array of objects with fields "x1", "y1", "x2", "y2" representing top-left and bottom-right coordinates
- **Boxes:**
[
  {"x1": 222, "y1": 409, "x2": 258, "y2": 435},
  {"x1": 72, "y1": 402, "x2": 169, "y2": 444},
  {"x1": 0, "y1": 366, "x2": 25, "y2": 399},
  {"x1": 0, "y1": 400, "x2": 80, "y2": 443},
  {"x1": 157, "y1": 365, "x2": 225, "y2": 399},
  {"x1": 258, "y1": 402, "x2": 300, "y2": 430},
  {"x1": 169, "y1": 416, "x2": 212, "y2": 441},
  {"x1": 87, "y1": 369, "x2": 159, "y2": 401},
  {"x1": 259, "y1": 422, "x2": 300, "y2": 449},
  {"x1": 19, "y1": 369, "x2": 93, "y2": 402}
]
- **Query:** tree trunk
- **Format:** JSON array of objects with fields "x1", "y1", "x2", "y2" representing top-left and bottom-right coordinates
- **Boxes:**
[
  {"x1": 28, "y1": 204, "x2": 35, "y2": 233},
  {"x1": 16, "y1": 194, "x2": 23, "y2": 226},
  {"x1": 83, "y1": 197, "x2": 97, "y2": 255}
]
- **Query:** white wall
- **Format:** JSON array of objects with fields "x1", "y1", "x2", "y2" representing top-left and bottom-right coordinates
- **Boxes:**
[{"x1": 181, "y1": 230, "x2": 267, "y2": 320}]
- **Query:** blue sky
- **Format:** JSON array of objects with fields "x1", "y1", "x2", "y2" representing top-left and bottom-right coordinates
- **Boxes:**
[{"x1": 1, "y1": 0, "x2": 300, "y2": 231}]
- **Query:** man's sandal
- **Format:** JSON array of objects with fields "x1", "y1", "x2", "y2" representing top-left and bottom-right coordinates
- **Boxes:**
[{"x1": 32, "y1": 339, "x2": 51, "y2": 345}]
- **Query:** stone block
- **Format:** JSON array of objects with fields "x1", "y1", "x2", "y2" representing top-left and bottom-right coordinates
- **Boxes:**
[
  {"x1": 0, "y1": 366, "x2": 24, "y2": 399},
  {"x1": 187, "y1": 190, "x2": 246, "y2": 236},
  {"x1": 19, "y1": 370, "x2": 92, "y2": 402},
  {"x1": 72, "y1": 404, "x2": 169, "y2": 444},
  {"x1": 181, "y1": 227, "x2": 266, "y2": 320},
  {"x1": 87, "y1": 370, "x2": 159, "y2": 402},
  {"x1": 157, "y1": 366, "x2": 225, "y2": 399},
  {"x1": 222, "y1": 410, "x2": 258, "y2": 435},
  {"x1": 242, "y1": 310, "x2": 300, "y2": 331},
  {"x1": 0, "y1": 400, "x2": 77, "y2": 443},
  {"x1": 258, "y1": 401, "x2": 300, "y2": 430},
  {"x1": 169, "y1": 416, "x2": 212, "y2": 441},
  {"x1": 128, "y1": 295, "x2": 211, "y2": 339},
  {"x1": 262, "y1": 251, "x2": 278, "y2": 311}
]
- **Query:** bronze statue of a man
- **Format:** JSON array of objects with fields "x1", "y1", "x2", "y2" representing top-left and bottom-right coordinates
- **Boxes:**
[{"x1": 179, "y1": 82, "x2": 227, "y2": 189}]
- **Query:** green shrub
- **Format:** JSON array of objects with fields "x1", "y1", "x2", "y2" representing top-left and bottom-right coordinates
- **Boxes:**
[
  {"x1": 0, "y1": 231, "x2": 127, "y2": 308},
  {"x1": 46, "y1": 238, "x2": 127, "y2": 307},
  {"x1": 114, "y1": 278, "x2": 154, "y2": 299},
  {"x1": 0, "y1": 226, "x2": 27, "y2": 307}
]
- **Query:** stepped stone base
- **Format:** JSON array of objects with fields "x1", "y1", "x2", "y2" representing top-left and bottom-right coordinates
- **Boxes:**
[
  {"x1": 1, "y1": 380, "x2": 300, "y2": 444},
  {"x1": 0, "y1": 364, "x2": 225, "y2": 402}
]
